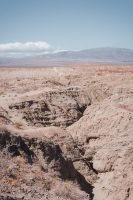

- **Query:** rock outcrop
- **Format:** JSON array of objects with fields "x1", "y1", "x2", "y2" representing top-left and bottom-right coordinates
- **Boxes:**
[
  {"x1": 8, "y1": 87, "x2": 91, "y2": 127},
  {"x1": 0, "y1": 126, "x2": 89, "y2": 200},
  {"x1": 68, "y1": 94, "x2": 133, "y2": 200}
]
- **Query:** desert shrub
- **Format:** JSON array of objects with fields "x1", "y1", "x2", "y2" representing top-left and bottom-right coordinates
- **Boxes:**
[
  {"x1": 13, "y1": 122, "x2": 23, "y2": 129},
  {"x1": 52, "y1": 180, "x2": 87, "y2": 200}
]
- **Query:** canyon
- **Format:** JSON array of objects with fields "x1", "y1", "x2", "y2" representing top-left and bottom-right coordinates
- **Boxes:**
[{"x1": 0, "y1": 64, "x2": 133, "y2": 200}]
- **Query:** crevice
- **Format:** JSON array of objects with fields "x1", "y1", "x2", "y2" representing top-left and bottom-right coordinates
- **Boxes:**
[
  {"x1": 76, "y1": 171, "x2": 94, "y2": 200},
  {"x1": 126, "y1": 188, "x2": 130, "y2": 199},
  {"x1": 72, "y1": 141, "x2": 98, "y2": 175},
  {"x1": 86, "y1": 136, "x2": 99, "y2": 143},
  {"x1": 77, "y1": 104, "x2": 88, "y2": 114},
  {"x1": 71, "y1": 141, "x2": 98, "y2": 199},
  {"x1": 88, "y1": 161, "x2": 98, "y2": 174}
]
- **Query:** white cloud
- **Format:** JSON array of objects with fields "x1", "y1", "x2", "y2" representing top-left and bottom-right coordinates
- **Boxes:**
[
  {"x1": 0, "y1": 41, "x2": 67, "y2": 58},
  {"x1": 0, "y1": 41, "x2": 52, "y2": 53}
]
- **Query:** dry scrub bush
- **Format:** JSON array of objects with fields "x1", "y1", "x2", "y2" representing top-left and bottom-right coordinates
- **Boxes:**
[
  {"x1": 13, "y1": 121, "x2": 24, "y2": 129},
  {"x1": 13, "y1": 118, "x2": 25, "y2": 129},
  {"x1": 52, "y1": 180, "x2": 87, "y2": 200}
]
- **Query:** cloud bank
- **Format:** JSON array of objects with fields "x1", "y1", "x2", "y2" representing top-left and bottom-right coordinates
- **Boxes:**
[{"x1": 0, "y1": 41, "x2": 52, "y2": 52}]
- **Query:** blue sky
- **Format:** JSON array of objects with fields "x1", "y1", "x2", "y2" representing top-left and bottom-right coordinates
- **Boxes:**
[{"x1": 0, "y1": 0, "x2": 133, "y2": 53}]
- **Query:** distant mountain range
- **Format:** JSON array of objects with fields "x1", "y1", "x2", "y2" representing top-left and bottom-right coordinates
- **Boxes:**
[{"x1": 0, "y1": 47, "x2": 133, "y2": 66}]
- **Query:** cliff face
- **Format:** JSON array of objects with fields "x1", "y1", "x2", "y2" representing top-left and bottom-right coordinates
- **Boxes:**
[{"x1": 0, "y1": 64, "x2": 133, "y2": 200}]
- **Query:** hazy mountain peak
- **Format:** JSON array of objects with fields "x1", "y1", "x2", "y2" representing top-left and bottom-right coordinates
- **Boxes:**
[{"x1": 0, "y1": 47, "x2": 133, "y2": 66}]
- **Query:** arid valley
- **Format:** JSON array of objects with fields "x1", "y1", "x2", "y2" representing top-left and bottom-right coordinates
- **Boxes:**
[{"x1": 0, "y1": 64, "x2": 133, "y2": 200}]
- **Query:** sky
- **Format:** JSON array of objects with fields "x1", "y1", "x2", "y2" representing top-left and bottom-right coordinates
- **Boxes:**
[{"x1": 0, "y1": 0, "x2": 133, "y2": 55}]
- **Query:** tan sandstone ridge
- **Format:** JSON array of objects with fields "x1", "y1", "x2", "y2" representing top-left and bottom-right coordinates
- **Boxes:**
[{"x1": 0, "y1": 64, "x2": 133, "y2": 200}]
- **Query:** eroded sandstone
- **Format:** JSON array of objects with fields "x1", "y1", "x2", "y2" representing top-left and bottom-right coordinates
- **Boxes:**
[{"x1": 0, "y1": 64, "x2": 133, "y2": 199}]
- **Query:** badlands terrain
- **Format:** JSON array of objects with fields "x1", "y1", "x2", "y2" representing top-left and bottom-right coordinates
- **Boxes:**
[{"x1": 0, "y1": 64, "x2": 133, "y2": 200}]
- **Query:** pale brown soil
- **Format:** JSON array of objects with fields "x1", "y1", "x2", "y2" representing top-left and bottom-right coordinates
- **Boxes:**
[{"x1": 0, "y1": 64, "x2": 133, "y2": 200}]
